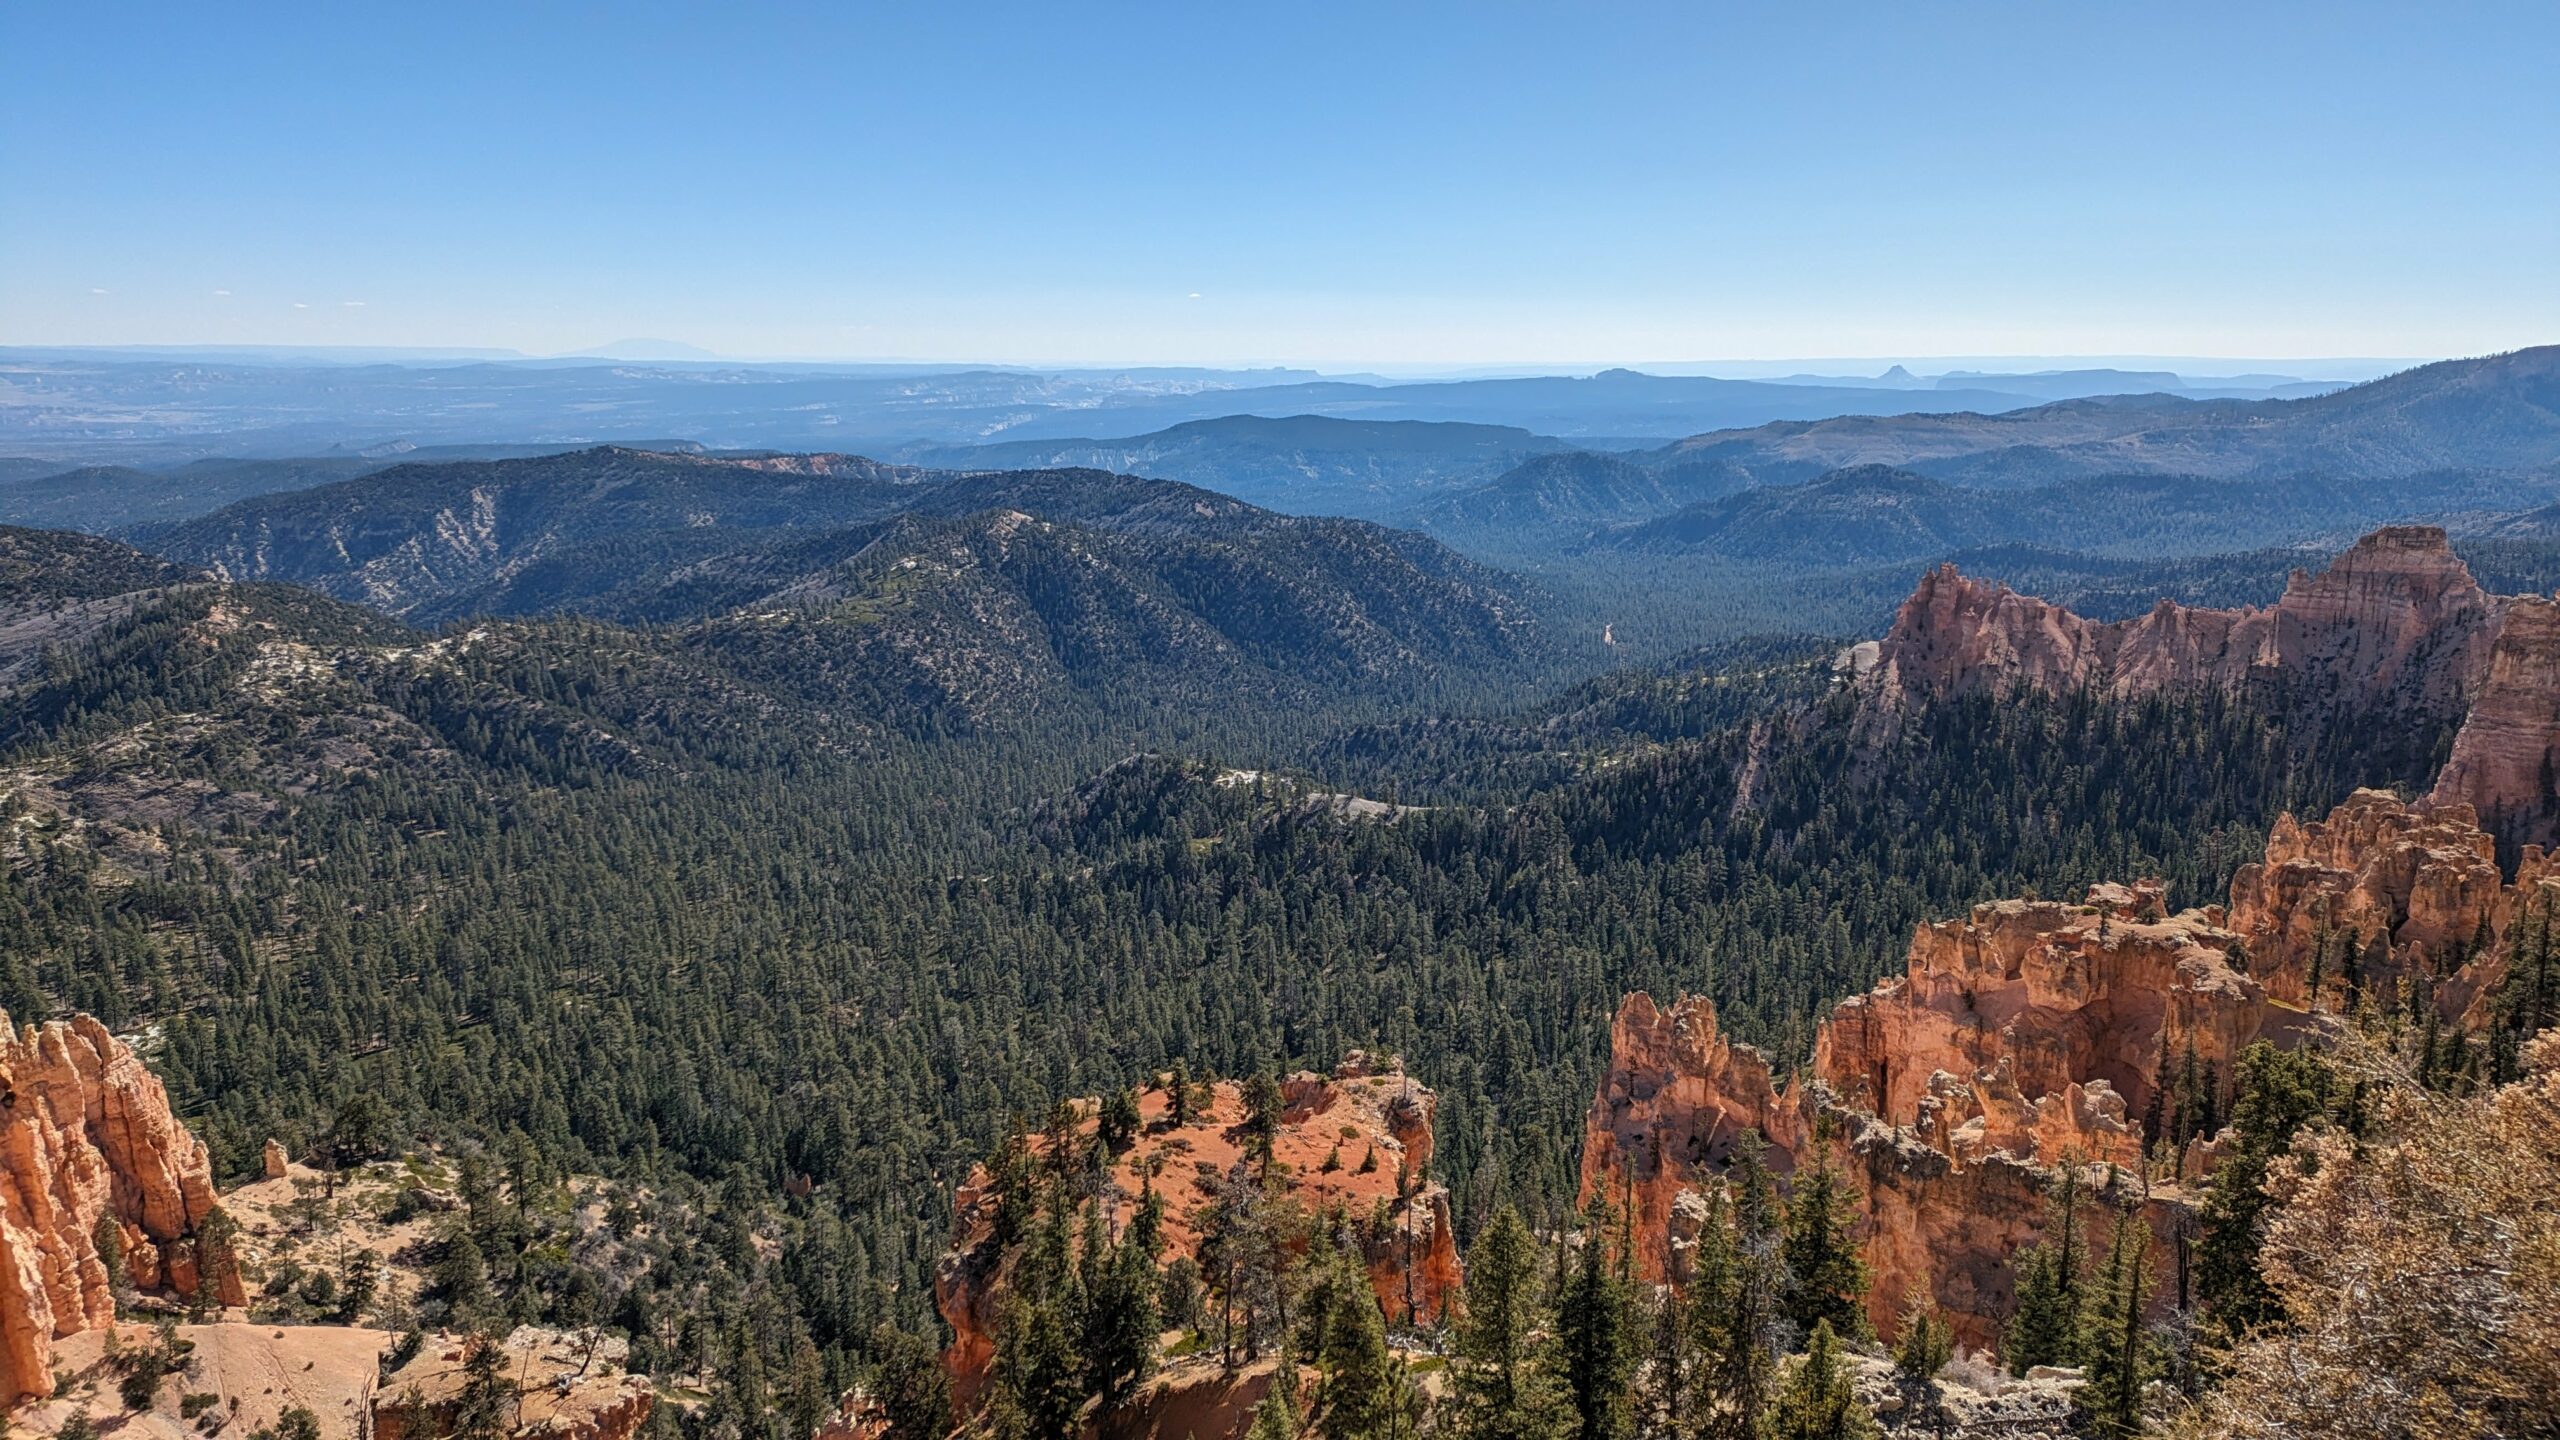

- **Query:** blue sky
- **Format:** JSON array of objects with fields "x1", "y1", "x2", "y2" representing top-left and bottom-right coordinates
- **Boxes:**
[{"x1": 5, "y1": 2, "x2": 2555, "y2": 365}]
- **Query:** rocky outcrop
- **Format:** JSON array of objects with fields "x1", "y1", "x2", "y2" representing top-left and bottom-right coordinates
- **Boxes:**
[
  {"x1": 372, "y1": 1328, "x2": 653, "y2": 1440},
  {"x1": 1814, "y1": 876, "x2": 2308, "y2": 1149},
  {"x1": 2228, "y1": 788, "x2": 2560, "y2": 1024},
  {"x1": 1585, "y1": 982, "x2": 2181, "y2": 1349},
  {"x1": 1867, "y1": 527, "x2": 2560, "y2": 846},
  {"x1": 1873, "y1": 526, "x2": 2500, "y2": 712},
  {"x1": 0, "y1": 1013, "x2": 242, "y2": 1405},
  {"x1": 936, "y1": 1059, "x2": 1459, "y2": 1412},
  {"x1": 1580, "y1": 786, "x2": 2560, "y2": 1352},
  {"x1": 2431, "y1": 596, "x2": 2560, "y2": 846}
]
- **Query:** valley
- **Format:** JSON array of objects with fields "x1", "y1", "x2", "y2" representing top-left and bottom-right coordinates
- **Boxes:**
[{"x1": 4, "y1": 350, "x2": 2559, "y2": 1440}]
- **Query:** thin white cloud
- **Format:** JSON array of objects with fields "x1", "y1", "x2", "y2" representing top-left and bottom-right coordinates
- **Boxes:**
[
  {"x1": 90, "y1": 287, "x2": 109, "y2": 295},
  {"x1": 213, "y1": 288, "x2": 231, "y2": 297},
  {"x1": 342, "y1": 300, "x2": 365, "y2": 308},
  {"x1": 292, "y1": 302, "x2": 308, "y2": 309},
  {"x1": 1187, "y1": 292, "x2": 1202, "y2": 300}
]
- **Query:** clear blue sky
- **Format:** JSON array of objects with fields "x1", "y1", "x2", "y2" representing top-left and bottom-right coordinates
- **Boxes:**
[{"x1": 5, "y1": 2, "x2": 2554, "y2": 365}]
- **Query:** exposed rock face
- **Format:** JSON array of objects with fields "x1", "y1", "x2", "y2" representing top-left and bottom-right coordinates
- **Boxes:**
[
  {"x1": 372, "y1": 1327, "x2": 654, "y2": 1440},
  {"x1": 1584, "y1": 788, "x2": 2560, "y2": 1351},
  {"x1": 1815, "y1": 877, "x2": 2302, "y2": 1149},
  {"x1": 1868, "y1": 527, "x2": 2560, "y2": 847},
  {"x1": 2431, "y1": 596, "x2": 2560, "y2": 847},
  {"x1": 936, "y1": 1061, "x2": 1460, "y2": 1412},
  {"x1": 1585, "y1": 984, "x2": 2178, "y2": 1350},
  {"x1": 2229, "y1": 788, "x2": 2560, "y2": 1024},
  {"x1": 1872, "y1": 526, "x2": 2501, "y2": 713},
  {"x1": 0, "y1": 1013, "x2": 242, "y2": 1405}
]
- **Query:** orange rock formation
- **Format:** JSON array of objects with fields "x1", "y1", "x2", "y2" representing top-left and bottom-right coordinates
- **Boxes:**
[
  {"x1": 2430, "y1": 596, "x2": 2560, "y2": 845},
  {"x1": 1872, "y1": 525, "x2": 2499, "y2": 711},
  {"x1": 936, "y1": 1056, "x2": 1460, "y2": 1412},
  {"x1": 1867, "y1": 526, "x2": 2560, "y2": 845},
  {"x1": 0, "y1": 1014, "x2": 245, "y2": 1404},
  {"x1": 2229, "y1": 788, "x2": 2560, "y2": 1024},
  {"x1": 1581, "y1": 789, "x2": 2551, "y2": 1351}
]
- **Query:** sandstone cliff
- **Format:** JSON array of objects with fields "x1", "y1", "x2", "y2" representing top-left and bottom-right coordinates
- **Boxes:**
[
  {"x1": 0, "y1": 1013, "x2": 244, "y2": 1404},
  {"x1": 1581, "y1": 787, "x2": 2554, "y2": 1351},
  {"x1": 1866, "y1": 527, "x2": 2560, "y2": 845},
  {"x1": 1871, "y1": 525, "x2": 2499, "y2": 712},
  {"x1": 2429, "y1": 596, "x2": 2560, "y2": 846},
  {"x1": 1582, "y1": 984, "x2": 2175, "y2": 1350},
  {"x1": 936, "y1": 1057, "x2": 1460, "y2": 1412},
  {"x1": 2228, "y1": 788, "x2": 2560, "y2": 1024}
]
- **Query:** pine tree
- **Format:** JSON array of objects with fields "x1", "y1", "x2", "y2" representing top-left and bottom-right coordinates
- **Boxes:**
[
  {"x1": 2078, "y1": 1205, "x2": 2154, "y2": 1440},
  {"x1": 1892, "y1": 1298, "x2": 1954, "y2": 1435},
  {"x1": 2196, "y1": 1044, "x2": 2332, "y2": 1333},
  {"x1": 994, "y1": 1183, "x2": 1088, "y2": 1440},
  {"x1": 1634, "y1": 1285, "x2": 1690, "y2": 1440},
  {"x1": 1312, "y1": 1257, "x2": 1411, "y2": 1440},
  {"x1": 871, "y1": 1323, "x2": 953, "y2": 1440},
  {"x1": 1449, "y1": 1205, "x2": 1569, "y2": 1440},
  {"x1": 1780, "y1": 1147, "x2": 1869, "y2": 1341},
  {"x1": 1691, "y1": 1139, "x2": 1785, "y2": 1440},
  {"x1": 1556, "y1": 1197, "x2": 1635, "y2": 1440},
  {"x1": 1759, "y1": 1320, "x2": 1879, "y2": 1440},
  {"x1": 450, "y1": 1334, "x2": 516, "y2": 1440},
  {"x1": 1249, "y1": 1368, "x2": 1303, "y2": 1440},
  {"x1": 1082, "y1": 1222, "x2": 1160, "y2": 1411},
  {"x1": 2004, "y1": 1162, "x2": 2086, "y2": 1375},
  {"x1": 1098, "y1": 1086, "x2": 1142, "y2": 1153}
]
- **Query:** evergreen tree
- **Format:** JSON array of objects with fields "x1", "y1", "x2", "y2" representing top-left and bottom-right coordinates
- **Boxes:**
[
  {"x1": 1690, "y1": 1141, "x2": 1785, "y2": 1440},
  {"x1": 93, "y1": 1213, "x2": 127, "y2": 1306},
  {"x1": 1311, "y1": 1257, "x2": 1412, "y2": 1440},
  {"x1": 2196, "y1": 1044, "x2": 2333, "y2": 1333},
  {"x1": 1556, "y1": 1197, "x2": 1636, "y2": 1440},
  {"x1": 1634, "y1": 1286, "x2": 1690, "y2": 1440},
  {"x1": 1759, "y1": 1321, "x2": 1879, "y2": 1440},
  {"x1": 450, "y1": 1334, "x2": 517, "y2": 1440},
  {"x1": 992, "y1": 1288, "x2": 1085, "y2": 1440},
  {"x1": 2078, "y1": 1204, "x2": 2154, "y2": 1440},
  {"x1": 1082, "y1": 1220, "x2": 1161, "y2": 1410},
  {"x1": 1449, "y1": 1205, "x2": 1569, "y2": 1440},
  {"x1": 1892, "y1": 1299, "x2": 1954, "y2": 1435},
  {"x1": 871, "y1": 1324, "x2": 953, "y2": 1440},
  {"x1": 2004, "y1": 1162, "x2": 2087, "y2": 1375},
  {"x1": 1779, "y1": 1146, "x2": 1868, "y2": 1341},
  {"x1": 1098, "y1": 1086, "x2": 1142, "y2": 1153}
]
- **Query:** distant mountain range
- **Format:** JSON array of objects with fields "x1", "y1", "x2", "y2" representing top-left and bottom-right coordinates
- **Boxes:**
[
  {"x1": 1423, "y1": 346, "x2": 2560, "y2": 552},
  {"x1": 0, "y1": 351, "x2": 2268, "y2": 464},
  {"x1": 902, "y1": 414, "x2": 1579, "y2": 518}
]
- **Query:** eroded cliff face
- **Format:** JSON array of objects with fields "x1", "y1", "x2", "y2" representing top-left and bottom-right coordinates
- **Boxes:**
[
  {"x1": 2430, "y1": 596, "x2": 2560, "y2": 848},
  {"x1": 2229, "y1": 788, "x2": 2560, "y2": 1024},
  {"x1": 1867, "y1": 527, "x2": 2560, "y2": 846},
  {"x1": 1583, "y1": 985, "x2": 2176, "y2": 1350},
  {"x1": 936, "y1": 1057, "x2": 1459, "y2": 1413},
  {"x1": 0, "y1": 1014, "x2": 243, "y2": 1404},
  {"x1": 1580, "y1": 788, "x2": 2555, "y2": 1352},
  {"x1": 1872, "y1": 525, "x2": 2500, "y2": 712}
]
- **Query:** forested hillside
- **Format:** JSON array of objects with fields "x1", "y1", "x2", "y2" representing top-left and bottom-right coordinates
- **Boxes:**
[{"x1": 3, "y1": 501, "x2": 2491, "y2": 1431}]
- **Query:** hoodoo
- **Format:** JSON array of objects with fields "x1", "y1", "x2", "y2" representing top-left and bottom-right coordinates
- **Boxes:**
[
  {"x1": 1580, "y1": 788, "x2": 2559, "y2": 1350},
  {"x1": 935, "y1": 1057, "x2": 1460, "y2": 1411},
  {"x1": 0, "y1": 1014, "x2": 244, "y2": 1404}
]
